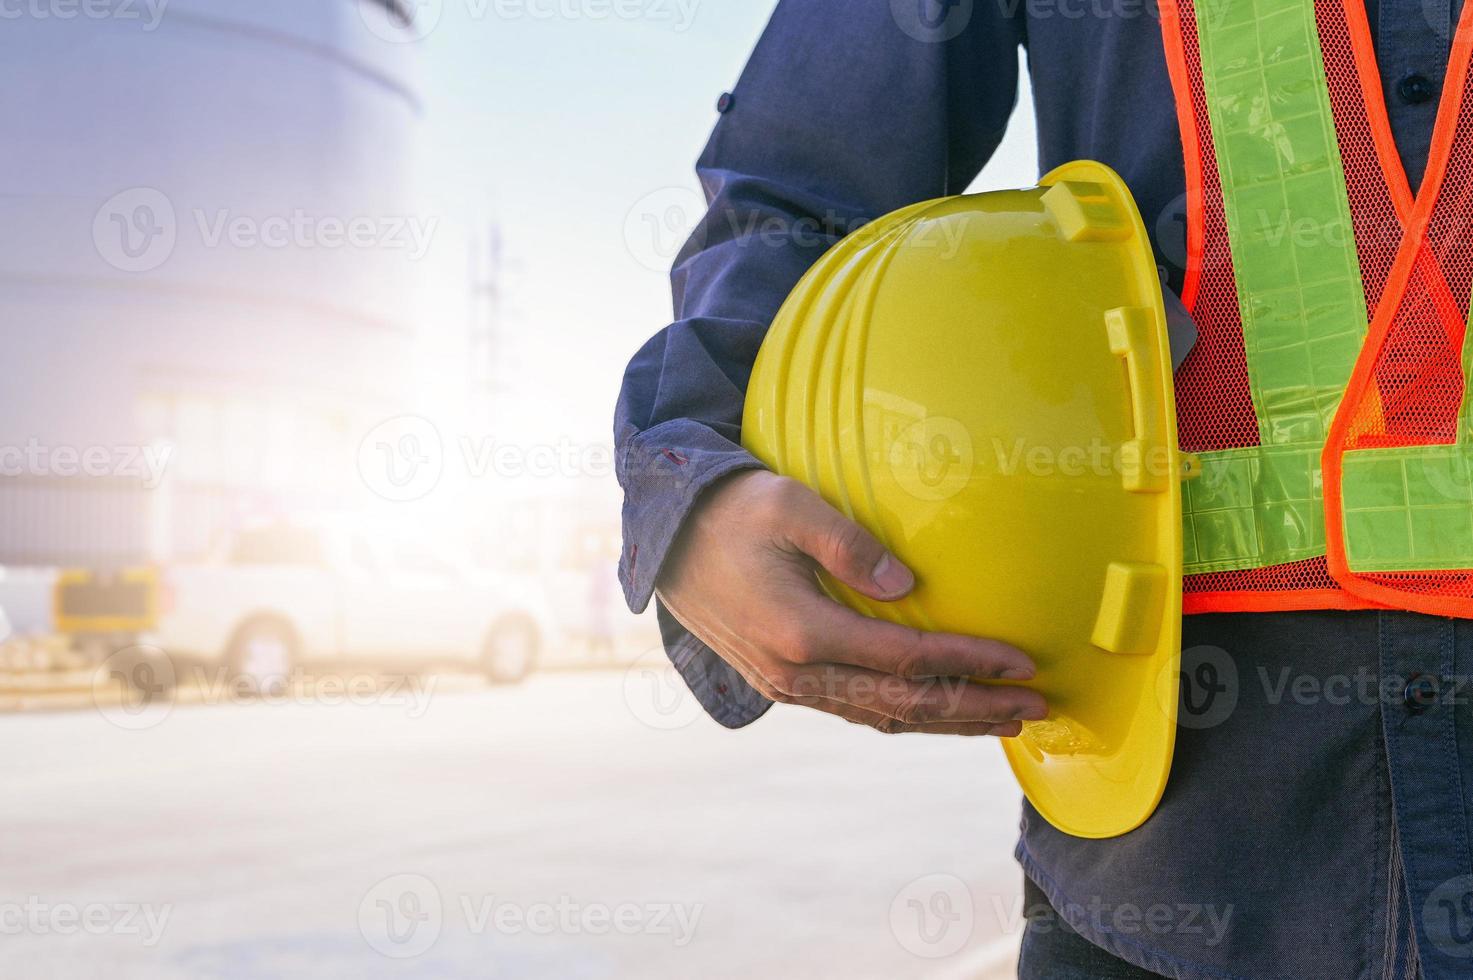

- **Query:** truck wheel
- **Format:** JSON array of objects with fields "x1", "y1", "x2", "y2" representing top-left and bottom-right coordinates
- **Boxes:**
[
  {"x1": 225, "y1": 618, "x2": 296, "y2": 699},
  {"x1": 482, "y1": 616, "x2": 539, "y2": 685}
]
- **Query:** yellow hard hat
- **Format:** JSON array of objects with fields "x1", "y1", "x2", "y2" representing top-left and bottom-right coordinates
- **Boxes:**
[{"x1": 742, "y1": 161, "x2": 1187, "y2": 839}]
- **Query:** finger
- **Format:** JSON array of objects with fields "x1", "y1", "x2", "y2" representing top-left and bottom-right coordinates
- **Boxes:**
[
  {"x1": 781, "y1": 664, "x2": 1048, "y2": 725},
  {"x1": 799, "y1": 596, "x2": 1037, "y2": 681},
  {"x1": 774, "y1": 481, "x2": 915, "y2": 601},
  {"x1": 791, "y1": 695, "x2": 1025, "y2": 737}
]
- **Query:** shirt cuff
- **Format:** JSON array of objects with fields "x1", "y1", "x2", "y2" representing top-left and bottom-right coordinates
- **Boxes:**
[
  {"x1": 616, "y1": 417, "x2": 773, "y2": 727},
  {"x1": 616, "y1": 417, "x2": 767, "y2": 612},
  {"x1": 658, "y1": 601, "x2": 773, "y2": 729}
]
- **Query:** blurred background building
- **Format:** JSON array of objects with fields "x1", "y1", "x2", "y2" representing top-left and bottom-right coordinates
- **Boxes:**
[
  {"x1": 0, "y1": 1, "x2": 622, "y2": 673},
  {"x1": 1, "y1": 0, "x2": 423, "y2": 570}
]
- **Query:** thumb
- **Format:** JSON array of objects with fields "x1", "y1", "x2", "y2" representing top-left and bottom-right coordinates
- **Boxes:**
[{"x1": 782, "y1": 487, "x2": 915, "y2": 602}]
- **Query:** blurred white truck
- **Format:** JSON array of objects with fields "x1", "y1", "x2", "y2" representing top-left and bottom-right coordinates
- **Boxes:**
[{"x1": 147, "y1": 521, "x2": 550, "y2": 691}]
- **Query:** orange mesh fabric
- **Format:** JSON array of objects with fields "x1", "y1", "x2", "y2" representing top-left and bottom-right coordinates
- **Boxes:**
[
  {"x1": 1169, "y1": 0, "x2": 1259, "y2": 457},
  {"x1": 1347, "y1": 247, "x2": 1465, "y2": 448},
  {"x1": 1316, "y1": 0, "x2": 1405, "y2": 318},
  {"x1": 1325, "y1": 7, "x2": 1473, "y2": 613},
  {"x1": 1169, "y1": 0, "x2": 1397, "y2": 609},
  {"x1": 1183, "y1": 556, "x2": 1343, "y2": 607}
]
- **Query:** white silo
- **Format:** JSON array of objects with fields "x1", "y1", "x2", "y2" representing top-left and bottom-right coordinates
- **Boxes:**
[{"x1": 0, "y1": 0, "x2": 430, "y2": 574}]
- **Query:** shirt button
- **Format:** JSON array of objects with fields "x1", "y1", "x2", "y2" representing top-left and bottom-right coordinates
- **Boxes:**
[
  {"x1": 716, "y1": 92, "x2": 735, "y2": 114},
  {"x1": 1398, "y1": 72, "x2": 1436, "y2": 104},
  {"x1": 1404, "y1": 674, "x2": 1440, "y2": 711}
]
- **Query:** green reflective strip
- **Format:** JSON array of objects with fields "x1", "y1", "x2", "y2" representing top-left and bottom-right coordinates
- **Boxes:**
[
  {"x1": 1183, "y1": 446, "x2": 1324, "y2": 572},
  {"x1": 1341, "y1": 447, "x2": 1473, "y2": 570},
  {"x1": 1340, "y1": 306, "x2": 1473, "y2": 572},
  {"x1": 1182, "y1": 0, "x2": 1368, "y2": 574}
]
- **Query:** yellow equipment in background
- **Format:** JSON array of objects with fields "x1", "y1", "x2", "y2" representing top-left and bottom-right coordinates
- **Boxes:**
[
  {"x1": 53, "y1": 566, "x2": 159, "y2": 637},
  {"x1": 742, "y1": 161, "x2": 1190, "y2": 839}
]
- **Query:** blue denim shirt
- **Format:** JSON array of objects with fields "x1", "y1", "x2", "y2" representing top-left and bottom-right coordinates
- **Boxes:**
[{"x1": 615, "y1": 1, "x2": 1472, "y2": 975}]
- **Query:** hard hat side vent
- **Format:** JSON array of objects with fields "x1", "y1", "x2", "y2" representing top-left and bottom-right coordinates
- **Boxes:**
[
  {"x1": 1091, "y1": 561, "x2": 1167, "y2": 656},
  {"x1": 1106, "y1": 306, "x2": 1171, "y2": 494},
  {"x1": 1041, "y1": 181, "x2": 1132, "y2": 243}
]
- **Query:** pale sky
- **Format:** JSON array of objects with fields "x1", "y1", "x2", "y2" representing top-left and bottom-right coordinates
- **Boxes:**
[{"x1": 410, "y1": 1, "x2": 1039, "y2": 454}]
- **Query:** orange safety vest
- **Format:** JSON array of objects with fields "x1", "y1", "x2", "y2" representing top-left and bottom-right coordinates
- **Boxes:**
[{"x1": 1159, "y1": 0, "x2": 1473, "y2": 616}]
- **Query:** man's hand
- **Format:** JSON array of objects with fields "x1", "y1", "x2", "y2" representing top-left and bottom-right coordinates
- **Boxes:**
[{"x1": 656, "y1": 470, "x2": 1047, "y2": 735}]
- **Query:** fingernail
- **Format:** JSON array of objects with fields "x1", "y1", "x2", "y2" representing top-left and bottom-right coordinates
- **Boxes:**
[
  {"x1": 1013, "y1": 704, "x2": 1048, "y2": 721},
  {"x1": 1001, "y1": 667, "x2": 1035, "y2": 681},
  {"x1": 871, "y1": 553, "x2": 914, "y2": 596}
]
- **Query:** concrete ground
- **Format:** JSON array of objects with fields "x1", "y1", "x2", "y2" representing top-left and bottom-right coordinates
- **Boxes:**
[{"x1": 0, "y1": 665, "x2": 1028, "y2": 979}]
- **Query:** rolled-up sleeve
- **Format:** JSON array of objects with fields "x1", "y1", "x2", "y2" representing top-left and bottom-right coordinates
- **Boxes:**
[{"x1": 615, "y1": 0, "x2": 1026, "y2": 727}]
